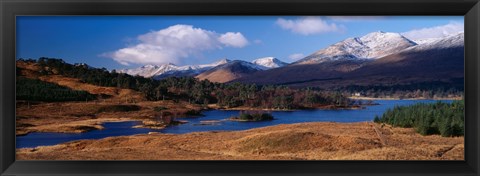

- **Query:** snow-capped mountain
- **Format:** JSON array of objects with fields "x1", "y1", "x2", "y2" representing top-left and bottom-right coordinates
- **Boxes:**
[
  {"x1": 252, "y1": 57, "x2": 288, "y2": 69},
  {"x1": 233, "y1": 31, "x2": 463, "y2": 87},
  {"x1": 345, "y1": 31, "x2": 464, "y2": 83},
  {"x1": 294, "y1": 31, "x2": 417, "y2": 65},
  {"x1": 119, "y1": 59, "x2": 231, "y2": 78}
]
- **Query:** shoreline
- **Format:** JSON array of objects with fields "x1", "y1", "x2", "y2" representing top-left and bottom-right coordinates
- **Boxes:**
[
  {"x1": 16, "y1": 118, "x2": 162, "y2": 136},
  {"x1": 348, "y1": 96, "x2": 463, "y2": 100}
]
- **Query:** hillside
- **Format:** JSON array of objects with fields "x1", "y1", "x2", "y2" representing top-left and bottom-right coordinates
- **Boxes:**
[
  {"x1": 16, "y1": 60, "x2": 145, "y2": 101},
  {"x1": 232, "y1": 59, "x2": 369, "y2": 85}
]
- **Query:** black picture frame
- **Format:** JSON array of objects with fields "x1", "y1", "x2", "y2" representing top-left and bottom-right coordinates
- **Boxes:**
[{"x1": 1, "y1": 0, "x2": 479, "y2": 175}]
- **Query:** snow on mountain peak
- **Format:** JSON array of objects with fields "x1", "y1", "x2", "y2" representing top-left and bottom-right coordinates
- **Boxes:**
[
  {"x1": 252, "y1": 57, "x2": 287, "y2": 69},
  {"x1": 294, "y1": 31, "x2": 417, "y2": 65},
  {"x1": 404, "y1": 32, "x2": 464, "y2": 52},
  {"x1": 210, "y1": 59, "x2": 231, "y2": 66},
  {"x1": 218, "y1": 60, "x2": 268, "y2": 71}
]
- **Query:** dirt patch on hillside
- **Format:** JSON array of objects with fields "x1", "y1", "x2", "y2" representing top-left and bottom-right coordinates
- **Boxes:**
[{"x1": 16, "y1": 122, "x2": 464, "y2": 160}]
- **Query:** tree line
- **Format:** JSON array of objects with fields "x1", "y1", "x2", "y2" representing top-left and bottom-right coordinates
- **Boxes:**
[
  {"x1": 374, "y1": 100, "x2": 464, "y2": 137},
  {"x1": 340, "y1": 81, "x2": 463, "y2": 99}
]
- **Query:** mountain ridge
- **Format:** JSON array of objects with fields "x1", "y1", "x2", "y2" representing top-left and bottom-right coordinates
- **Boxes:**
[{"x1": 119, "y1": 57, "x2": 288, "y2": 80}]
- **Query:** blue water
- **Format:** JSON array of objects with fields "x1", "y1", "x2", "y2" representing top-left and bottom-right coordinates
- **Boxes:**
[
  {"x1": 16, "y1": 100, "x2": 452, "y2": 148},
  {"x1": 16, "y1": 121, "x2": 163, "y2": 148}
]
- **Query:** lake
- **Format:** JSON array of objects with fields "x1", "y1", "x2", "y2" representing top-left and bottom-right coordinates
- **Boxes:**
[{"x1": 16, "y1": 99, "x2": 452, "y2": 148}]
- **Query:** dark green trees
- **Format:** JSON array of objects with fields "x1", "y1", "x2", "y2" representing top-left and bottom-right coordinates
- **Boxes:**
[
  {"x1": 16, "y1": 77, "x2": 97, "y2": 102},
  {"x1": 233, "y1": 111, "x2": 274, "y2": 121},
  {"x1": 375, "y1": 100, "x2": 464, "y2": 137}
]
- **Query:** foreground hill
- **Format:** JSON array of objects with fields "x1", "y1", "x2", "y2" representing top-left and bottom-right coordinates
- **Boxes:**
[{"x1": 17, "y1": 122, "x2": 464, "y2": 160}]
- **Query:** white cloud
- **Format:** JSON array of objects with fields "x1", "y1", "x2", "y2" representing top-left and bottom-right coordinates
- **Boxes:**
[
  {"x1": 401, "y1": 21, "x2": 464, "y2": 41},
  {"x1": 106, "y1": 24, "x2": 249, "y2": 66},
  {"x1": 218, "y1": 32, "x2": 249, "y2": 48},
  {"x1": 288, "y1": 53, "x2": 305, "y2": 61},
  {"x1": 327, "y1": 16, "x2": 386, "y2": 22},
  {"x1": 276, "y1": 17, "x2": 345, "y2": 35}
]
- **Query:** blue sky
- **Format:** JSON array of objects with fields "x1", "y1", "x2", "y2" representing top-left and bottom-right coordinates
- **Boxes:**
[{"x1": 16, "y1": 16, "x2": 463, "y2": 70}]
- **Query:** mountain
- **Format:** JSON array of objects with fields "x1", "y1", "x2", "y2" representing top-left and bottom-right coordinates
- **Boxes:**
[
  {"x1": 233, "y1": 32, "x2": 464, "y2": 88},
  {"x1": 195, "y1": 60, "x2": 265, "y2": 83},
  {"x1": 342, "y1": 32, "x2": 464, "y2": 85},
  {"x1": 294, "y1": 31, "x2": 417, "y2": 65},
  {"x1": 119, "y1": 59, "x2": 231, "y2": 78},
  {"x1": 252, "y1": 57, "x2": 288, "y2": 69}
]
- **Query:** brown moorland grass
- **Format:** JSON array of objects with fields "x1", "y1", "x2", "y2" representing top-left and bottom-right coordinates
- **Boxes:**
[{"x1": 16, "y1": 122, "x2": 464, "y2": 160}]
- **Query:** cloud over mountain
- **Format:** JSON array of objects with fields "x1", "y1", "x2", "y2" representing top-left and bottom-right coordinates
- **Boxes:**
[
  {"x1": 401, "y1": 21, "x2": 464, "y2": 41},
  {"x1": 276, "y1": 17, "x2": 345, "y2": 35},
  {"x1": 218, "y1": 32, "x2": 249, "y2": 48},
  {"x1": 327, "y1": 16, "x2": 386, "y2": 22},
  {"x1": 106, "y1": 25, "x2": 249, "y2": 66},
  {"x1": 288, "y1": 53, "x2": 305, "y2": 61}
]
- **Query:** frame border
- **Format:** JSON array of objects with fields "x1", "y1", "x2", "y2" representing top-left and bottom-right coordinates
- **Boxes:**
[{"x1": 1, "y1": 0, "x2": 479, "y2": 175}]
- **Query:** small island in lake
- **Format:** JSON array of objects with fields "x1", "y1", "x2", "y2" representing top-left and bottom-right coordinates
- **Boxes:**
[{"x1": 229, "y1": 111, "x2": 275, "y2": 122}]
